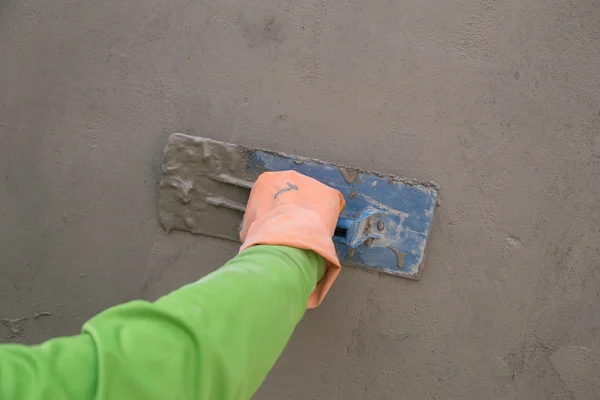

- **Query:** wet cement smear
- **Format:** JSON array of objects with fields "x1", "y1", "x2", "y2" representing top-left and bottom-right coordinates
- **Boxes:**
[
  {"x1": 158, "y1": 134, "x2": 255, "y2": 241},
  {"x1": 389, "y1": 247, "x2": 405, "y2": 268},
  {"x1": 338, "y1": 167, "x2": 363, "y2": 184}
]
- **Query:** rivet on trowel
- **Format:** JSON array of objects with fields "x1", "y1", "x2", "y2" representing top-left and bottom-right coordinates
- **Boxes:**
[
  {"x1": 364, "y1": 237, "x2": 374, "y2": 247},
  {"x1": 377, "y1": 220, "x2": 384, "y2": 231},
  {"x1": 347, "y1": 248, "x2": 355, "y2": 258}
]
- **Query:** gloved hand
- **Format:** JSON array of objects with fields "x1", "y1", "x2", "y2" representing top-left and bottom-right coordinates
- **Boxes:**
[{"x1": 240, "y1": 170, "x2": 345, "y2": 307}]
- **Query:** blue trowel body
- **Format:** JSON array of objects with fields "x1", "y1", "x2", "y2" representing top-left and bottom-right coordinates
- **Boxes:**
[{"x1": 159, "y1": 134, "x2": 439, "y2": 279}]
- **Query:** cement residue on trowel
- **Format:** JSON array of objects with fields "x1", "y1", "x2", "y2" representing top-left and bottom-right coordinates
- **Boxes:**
[
  {"x1": 254, "y1": 143, "x2": 438, "y2": 192},
  {"x1": 338, "y1": 167, "x2": 363, "y2": 184},
  {"x1": 158, "y1": 133, "x2": 255, "y2": 241}
]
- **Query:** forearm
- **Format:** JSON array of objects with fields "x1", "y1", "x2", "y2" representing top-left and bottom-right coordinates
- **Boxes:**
[
  {"x1": 0, "y1": 335, "x2": 97, "y2": 399},
  {"x1": 0, "y1": 245, "x2": 326, "y2": 400}
]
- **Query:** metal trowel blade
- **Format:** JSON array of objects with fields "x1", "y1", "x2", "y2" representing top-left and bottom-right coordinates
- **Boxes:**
[{"x1": 158, "y1": 133, "x2": 439, "y2": 279}]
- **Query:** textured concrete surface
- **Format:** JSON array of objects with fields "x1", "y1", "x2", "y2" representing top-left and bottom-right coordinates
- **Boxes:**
[{"x1": 1, "y1": 0, "x2": 599, "y2": 398}]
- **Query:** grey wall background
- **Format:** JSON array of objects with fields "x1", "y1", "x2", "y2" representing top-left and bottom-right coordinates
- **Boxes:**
[{"x1": 1, "y1": 0, "x2": 599, "y2": 398}]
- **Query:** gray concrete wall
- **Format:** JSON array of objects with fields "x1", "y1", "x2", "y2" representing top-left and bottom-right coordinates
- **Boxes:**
[{"x1": 1, "y1": 0, "x2": 599, "y2": 398}]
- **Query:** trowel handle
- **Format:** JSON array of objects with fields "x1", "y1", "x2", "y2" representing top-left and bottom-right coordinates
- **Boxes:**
[{"x1": 205, "y1": 173, "x2": 358, "y2": 239}]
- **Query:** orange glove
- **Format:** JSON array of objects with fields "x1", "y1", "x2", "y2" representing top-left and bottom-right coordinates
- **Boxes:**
[{"x1": 239, "y1": 171, "x2": 345, "y2": 308}]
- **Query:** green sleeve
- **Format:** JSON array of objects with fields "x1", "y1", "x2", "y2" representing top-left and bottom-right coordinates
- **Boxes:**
[{"x1": 0, "y1": 245, "x2": 326, "y2": 400}]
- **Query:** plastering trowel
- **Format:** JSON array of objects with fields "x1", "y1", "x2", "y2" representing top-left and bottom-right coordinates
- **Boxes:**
[{"x1": 158, "y1": 133, "x2": 438, "y2": 279}]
